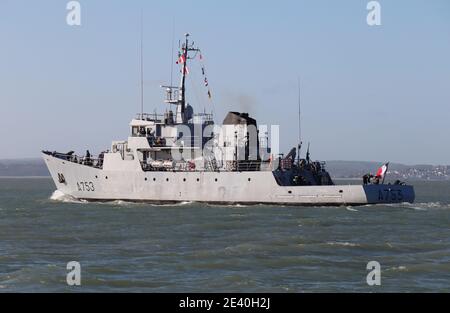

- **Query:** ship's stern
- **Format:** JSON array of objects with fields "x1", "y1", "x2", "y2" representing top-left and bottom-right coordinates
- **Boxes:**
[{"x1": 363, "y1": 183, "x2": 415, "y2": 204}]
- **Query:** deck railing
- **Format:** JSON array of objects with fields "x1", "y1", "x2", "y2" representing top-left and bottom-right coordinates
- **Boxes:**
[{"x1": 46, "y1": 152, "x2": 104, "y2": 169}]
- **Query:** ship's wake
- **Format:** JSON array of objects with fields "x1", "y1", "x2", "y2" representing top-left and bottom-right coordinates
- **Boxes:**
[
  {"x1": 49, "y1": 192, "x2": 195, "y2": 207},
  {"x1": 381, "y1": 201, "x2": 450, "y2": 211},
  {"x1": 50, "y1": 190, "x2": 87, "y2": 204}
]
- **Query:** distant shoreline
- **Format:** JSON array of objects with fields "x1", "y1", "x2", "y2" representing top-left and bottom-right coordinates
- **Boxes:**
[
  {"x1": 1, "y1": 158, "x2": 449, "y2": 180},
  {"x1": 0, "y1": 176, "x2": 51, "y2": 179},
  {"x1": 0, "y1": 176, "x2": 446, "y2": 183}
]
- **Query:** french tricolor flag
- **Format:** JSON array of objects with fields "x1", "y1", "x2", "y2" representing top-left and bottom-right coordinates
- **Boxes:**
[{"x1": 376, "y1": 162, "x2": 389, "y2": 179}]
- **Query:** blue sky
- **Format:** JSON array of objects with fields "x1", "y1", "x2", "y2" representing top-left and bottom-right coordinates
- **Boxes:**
[{"x1": 0, "y1": 0, "x2": 449, "y2": 164}]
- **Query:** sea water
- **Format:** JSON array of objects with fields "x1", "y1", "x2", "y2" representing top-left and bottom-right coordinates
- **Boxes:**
[{"x1": 0, "y1": 178, "x2": 449, "y2": 292}]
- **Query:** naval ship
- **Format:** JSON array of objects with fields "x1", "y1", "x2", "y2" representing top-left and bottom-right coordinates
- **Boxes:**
[{"x1": 43, "y1": 34, "x2": 415, "y2": 205}]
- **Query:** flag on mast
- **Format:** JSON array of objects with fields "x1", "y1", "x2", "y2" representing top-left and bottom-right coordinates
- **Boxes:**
[
  {"x1": 176, "y1": 54, "x2": 186, "y2": 64},
  {"x1": 376, "y1": 162, "x2": 389, "y2": 179}
]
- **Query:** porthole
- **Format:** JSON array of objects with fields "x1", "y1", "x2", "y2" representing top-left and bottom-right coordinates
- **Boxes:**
[
  {"x1": 183, "y1": 178, "x2": 186, "y2": 182},
  {"x1": 197, "y1": 178, "x2": 200, "y2": 182},
  {"x1": 145, "y1": 178, "x2": 148, "y2": 181},
  {"x1": 288, "y1": 190, "x2": 292, "y2": 194},
  {"x1": 95, "y1": 175, "x2": 98, "y2": 179},
  {"x1": 215, "y1": 178, "x2": 218, "y2": 182},
  {"x1": 248, "y1": 178, "x2": 251, "y2": 182},
  {"x1": 339, "y1": 190, "x2": 343, "y2": 193},
  {"x1": 153, "y1": 178, "x2": 156, "y2": 182},
  {"x1": 166, "y1": 178, "x2": 169, "y2": 182}
]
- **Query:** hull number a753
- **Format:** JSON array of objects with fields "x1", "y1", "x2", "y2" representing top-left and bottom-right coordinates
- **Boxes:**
[
  {"x1": 77, "y1": 182, "x2": 95, "y2": 192},
  {"x1": 378, "y1": 189, "x2": 403, "y2": 201}
]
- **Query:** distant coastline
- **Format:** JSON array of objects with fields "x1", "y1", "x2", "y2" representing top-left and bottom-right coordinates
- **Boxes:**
[
  {"x1": 0, "y1": 176, "x2": 51, "y2": 179},
  {"x1": 0, "y1": 159, "x2": 50, "y2": 177},
  {"x1": 1, "y1": 158, "x2": 449, "y2": 180}
]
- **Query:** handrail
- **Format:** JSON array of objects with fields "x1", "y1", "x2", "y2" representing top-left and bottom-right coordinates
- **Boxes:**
[
  {"x1": 47, "y1": 152, "x2": 105, "y2": 168},
  {"x1": 136, "y1": 113, "x2": 165, "y2": 121}
]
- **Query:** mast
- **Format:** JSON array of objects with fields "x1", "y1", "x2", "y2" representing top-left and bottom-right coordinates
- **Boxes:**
[
  {"x1": 162, "y1": 33, "x2": 200, "y2": 124},
  {"x1": 177, "y1": 33, "x2": 201, "y2": 123},
  {"x1": 180, "y1": 34, "x2": 190, "y2": 119}
]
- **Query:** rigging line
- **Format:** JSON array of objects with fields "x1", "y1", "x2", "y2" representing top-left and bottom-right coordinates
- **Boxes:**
[
  {"x1": 190, "y1": 64, "x2": 206, "y2": 111},
  {"x1": 189, "y1": 50, "x2": 200, "y2": 60},
  {"x1": 197, "y1": 50, "x2": 215, "y2": 119},
  {"x1": 198, "y1": 51, "x2": 213, "y2": 102}
]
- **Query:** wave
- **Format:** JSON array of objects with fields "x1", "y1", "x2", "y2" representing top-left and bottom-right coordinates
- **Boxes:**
[
  {"x1": 386, "y1": 265, "x2": 407, "y2": 272},
  {"x1": 148, "y1": 201, "x2": 194, "y2": 207},
  {"x1": 326, "y1": 241, "x2": 360, "y2": 247},
  {"x1": 367, "y1": 201, "x2": 450, "y2": 211},
  {"x1": 103, "y1": 199, "x2": 197, "y2": 208},
  {"x1": 399, "y1": 202, "x2": 450, "y2": 211}
]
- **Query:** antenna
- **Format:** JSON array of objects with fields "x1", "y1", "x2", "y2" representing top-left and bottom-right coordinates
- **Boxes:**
[
  {"x1": 169, "y1": 18, "x2": 175, "y2": 112},
  {"x1": 306, "y1": 142, "x2": 311, "y2": 164},
  {"x1": 139, "y1": 9, "x2": 144, "y2": 119},
  {"x1": 297, "y1": 77, "x2": 302, "y2": 163}
]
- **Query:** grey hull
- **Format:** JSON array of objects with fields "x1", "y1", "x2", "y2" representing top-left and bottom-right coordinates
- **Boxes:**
[{"x1": 43, "y1": 154, "x2": 415, "y2": 206}]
